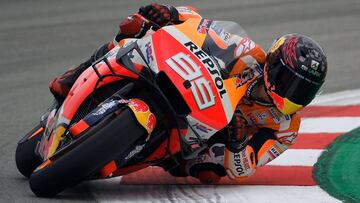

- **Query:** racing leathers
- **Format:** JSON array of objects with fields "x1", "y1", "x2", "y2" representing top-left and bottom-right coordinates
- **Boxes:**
[
  {"x1": 179, "y1": 73, "x2": 301, "y2": 182},
  {"x1": 49, "y1": 4, "x2": 301, "y2": 183}
]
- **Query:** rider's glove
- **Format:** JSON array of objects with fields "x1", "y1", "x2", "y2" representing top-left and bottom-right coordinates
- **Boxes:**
[
  {"x1": 117, "y1": 14, "x2": 150, "y2": 39},
  {"x1": 138, "y1": 3, "x2": 175, "y2": 28},
  {"x1": 227, "y1": 115, "x2": 249, "y2": 153},
  {"x1": 49, "y1": 67, "x2": 77, "y2": 101},
  {"x1": 167, "y1": 158, "x2": 225, "y2": 184}
]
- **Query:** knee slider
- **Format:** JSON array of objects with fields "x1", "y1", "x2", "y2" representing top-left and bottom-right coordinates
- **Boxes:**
[{"x1": 224, "y1": 145, "x2": 257, "y2": 181}]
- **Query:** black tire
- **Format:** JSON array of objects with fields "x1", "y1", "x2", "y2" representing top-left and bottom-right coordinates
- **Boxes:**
[
  {"x1": 15, "y1": 123, "x2": 44, "y2": 178},
  {"x1": 29, "y1": 109, "x2": 146, "y2": 197}
]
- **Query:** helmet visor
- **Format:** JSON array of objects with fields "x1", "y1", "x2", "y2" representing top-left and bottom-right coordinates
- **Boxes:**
[{"x1": 267, "y1": 58, "x2": 323, "y2": 106}]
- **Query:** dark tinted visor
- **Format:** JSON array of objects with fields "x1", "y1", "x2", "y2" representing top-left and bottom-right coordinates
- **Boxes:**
[{"x1": 267, "y1": 58, "x2": 322, "y2": 106}]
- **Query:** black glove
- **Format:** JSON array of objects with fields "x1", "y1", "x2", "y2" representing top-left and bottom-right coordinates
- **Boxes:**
[
  {"x1": 227, "y1": 116, "x2": 249, "y2": 153},
  {"x1": 139, "y1": 3, "x2": 177, "y2": 27},
  {"x1": 188, "y1": 163, "x2": 226, "y2": 184}
]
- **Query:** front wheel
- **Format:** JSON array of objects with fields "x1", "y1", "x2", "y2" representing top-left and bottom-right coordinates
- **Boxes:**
[
  {"x1": 15, "y1": 123, "x2": 44, "y2": 178},
  {"x1": 29, "y1": 108, "x2": 146, "y2": 197}
]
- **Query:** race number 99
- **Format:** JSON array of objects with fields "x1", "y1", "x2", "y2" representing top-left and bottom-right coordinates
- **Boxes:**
[{"x1": 166, "y1": 52, "x2": 215, "y2": 110}]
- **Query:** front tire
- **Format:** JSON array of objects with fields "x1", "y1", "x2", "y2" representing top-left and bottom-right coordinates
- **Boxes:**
[
  {"x1": 29, "y1": 108, "x2": 146, "y2": 197},
  {"x1": 15, "y1": 123, "x2": 44, "y2": 178}
]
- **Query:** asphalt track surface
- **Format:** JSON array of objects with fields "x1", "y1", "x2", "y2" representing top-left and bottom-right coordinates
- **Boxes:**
[{"x1": 0, "y1": 0, "x2": 359, "y2": 202}]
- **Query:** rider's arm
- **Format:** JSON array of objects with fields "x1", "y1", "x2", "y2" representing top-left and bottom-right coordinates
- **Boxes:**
[
  {"x1": 174, "y1": 6, "x2": 202, "y2": 21},
  {"x1": 226, "y1": 35, "x2": 267, "y2": 77},
  {"x1": 200, "y1": 26, "x2": 266, "y2": 78},
  {"x1": 50, "y1": 3, "x2": 196, "y2": 99},
  {"x1": 224, "y1": 113, "x2": 300, "y2": 181},
  {"x1": 67, "y1": 3, "x2": 202, "y2": 72}
]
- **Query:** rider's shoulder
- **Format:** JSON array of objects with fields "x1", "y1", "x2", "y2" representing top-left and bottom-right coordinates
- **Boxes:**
[{"x1": 175, "y1": 6, "x2": 202, "y2": 21}]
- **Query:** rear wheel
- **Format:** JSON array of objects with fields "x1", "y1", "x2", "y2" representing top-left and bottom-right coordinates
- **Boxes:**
[
  {"x1": 29, "y1": 108, "x2": 146, "y2": 197},
  {"x1": 15, "y1": 123, "x2": 44, "y2": 178}
]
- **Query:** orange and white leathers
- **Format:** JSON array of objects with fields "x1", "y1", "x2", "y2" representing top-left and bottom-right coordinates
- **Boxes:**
[
  {"x1": 163, "y1": 6, "x2": 301, "y2": 181},
  {"x1": 223, "y1": 87, "x2": 300, "y2": 180},
  {"x1": 184, "y1": 87, "x2": 301, "y2": 181}
]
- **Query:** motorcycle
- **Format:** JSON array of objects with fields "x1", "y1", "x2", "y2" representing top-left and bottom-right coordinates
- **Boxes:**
[{"x1": 15, "y1": 15, "x2": 248, "y2": 197}]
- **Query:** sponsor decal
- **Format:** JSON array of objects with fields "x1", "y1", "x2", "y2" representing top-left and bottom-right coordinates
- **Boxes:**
[
  {"x1": 301, "y1": 60, "x2": 321, "y2": 77},
  {"x1": 305, "y1": 60, "x2": 321, "y2": 77},
  {"x1": 268, "y1": 107, "x2": 284, "y2": 124},
  {"x1": 92, "y1": 100, "x2": 118, "y2": 116},
  {"x1": 308, "y1": 69, "x2": 321, "y2": 77},
  {"x1": 146, "y1": 114, "x2": 156, "y2": 138},
  {"x1": 245, "y1": 79, "x2": 257, "y2": 100},
  {"x1": 210, "y1": 22, "x2": 225, "y2": 36},
  {"x1": 129, "y1": 99, "x2": 149, "y2": 113},
  {"x1": 38, "y1": 125, "x2": 66, "y2": 159},
  {"x1": 145, "y1": 42, "x2": 154, "y2": 63},
  {"x1": 210, "y1": 22, "x2": 231, "y2": 44},
  {"x1": 44, "y1": 109, "x2": 57, "y2": 139},
  {"x1": 241, "y1": 149, "x2": 251, "y2": 171},
  {"x1": 233, "y1": 150, "x2": 251, "y2": 176},
  {"x1": 220, "y1": 31, "x2": 231, "y2": 44},
  {"x1": 301, "y1": 64, "x2": 309, "y2": 71},
  {"x1": 268, "y1": 146, "x2": 281, "y2": 159},
  {"x1": 128, "y1": 99, "x2": 156, "y2": 135},
  {"x1": 311, "y1": 60, "x2": 319, "y2": 70},
  {"x1": 235, "y1": 67, "x2": 255, "y2": 88},
  {"x1": 184, "y1": 41, "x2": 227, "y2": 99},
  {"x1": 237, "y1": 38, "x2": 255, "y2": 56},
  {"x1": 185, "y1": 116, "x2": 216, "y2": 143},
  {"x1": 277, "y1": 132, "x2": 298, "y2": 144},
  {"x1": 125, "y1": 143, "x2": 146, "y2": 160},
  {"x1": 197, "y1": 18, "x2": 212, "y2": 34},
  {"x1": 255, "y1": 111, "x2": 267, "y2": 124},
  {"x1": 233, "y1": 153, "x2": 245, "y2": 175},
  {"x1": 192, "y1": 122, "x2": 213, "y2": 133}
]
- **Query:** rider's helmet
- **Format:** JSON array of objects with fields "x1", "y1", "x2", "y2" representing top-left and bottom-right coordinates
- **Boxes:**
[{"x1": 264, "y1": 34, "x2": 327, "y2": 115}]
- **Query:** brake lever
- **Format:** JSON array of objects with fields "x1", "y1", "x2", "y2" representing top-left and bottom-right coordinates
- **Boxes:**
[{"x1": 134, "y1": 13, "x2": 162, "y2": 31}]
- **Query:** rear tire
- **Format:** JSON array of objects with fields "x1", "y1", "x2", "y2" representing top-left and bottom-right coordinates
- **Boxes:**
[
  {"x1": 29, "y1": 109, "x2": 146, "y2": 197},
  {"x1": 15, "y1": 123, "x2": 44, "y2": 178}
]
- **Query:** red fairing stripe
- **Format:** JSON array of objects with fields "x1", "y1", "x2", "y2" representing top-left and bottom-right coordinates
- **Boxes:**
[
  {"x1": 61, "y1": 56, "x2": 141, "y2": 122},
  {"x1": 69, "y1": 120, "x2": 90, "y2": 136}
]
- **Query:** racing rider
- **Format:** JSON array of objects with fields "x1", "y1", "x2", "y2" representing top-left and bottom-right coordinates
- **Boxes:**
[{"x1": 49, "y1": 3, "x2": 327, "y2": 184}]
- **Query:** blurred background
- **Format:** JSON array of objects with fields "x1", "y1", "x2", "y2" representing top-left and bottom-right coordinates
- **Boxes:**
[{"x1": 0, "y1": 0, "x2": 359, "y2": 202}]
